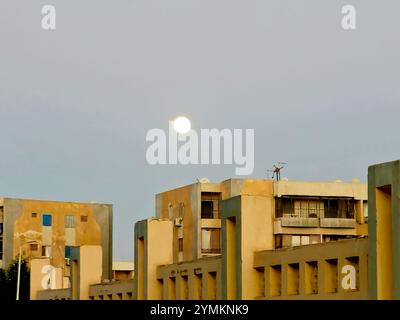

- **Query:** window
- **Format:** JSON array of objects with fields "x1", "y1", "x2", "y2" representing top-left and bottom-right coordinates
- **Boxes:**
[
  {"x1": 42, "y1": 214, "x2": 52, "y2": 226},
  {"x1": 65, "y1": 246, "x2": 72, "y2": 259},
  {"x1": 291, "y1": 235, "x2": 310, "y2": 247},
  {"x1": 30, "y1": 243, "x2": 38, "y2": 251},
  {"x1": 178, "y1": 202, "x2": 185, "y2": 218},
  {"x1": 363, "y1": 201, "x2": 368, "y2": 222},
  {"x1": 65, "y1": 215, "x2": 76, "y2": 228},
  {"x1": 42, "y1": 246, "x2": 52, "y2": 257},
  {"x1": 277, "y1": 198, "x2": 325, "y2": 218},
  {"x1": 324, "y1": 199, "x2": 355, "y2": 219},
  {"x1": 201, "y1": 228, "x2": 221, "y2": 253},
  {"x1": 201, "y1": 193, "x2": 221, "y2": 219},
  {"x1": 310, "y1": 235, "x2": 321, "y2": 244},
  {"x1": 32, "y1": 212, "x2": 37, "y2": 218},
  {"x1": 178, "y1": 238, "x2": 183, "y2": 252},
  {"x1": 292, "y1": 235, "x2": 301, "y2": 246},
  {"x1": 0, "y1": 223, "x2": 3, "y2": 236},
  {"x1": 168, "y1": 204, "x2": 174, "y2": 219},
  {"x1": 275, "y1": 198, "x2": 294, "y2": 217},
  {"x1": 201, "y1": 201, "x2": 214, "y2": 219},
  {"x1": 0, "y1": 238, "x2": 3, "y2": 260},
  {"x1": 294, "y1": 200, "x2": 324, "y2": 218},
  {"x1": 81, "y1": 215, "x2": 88, "y2": 222}
]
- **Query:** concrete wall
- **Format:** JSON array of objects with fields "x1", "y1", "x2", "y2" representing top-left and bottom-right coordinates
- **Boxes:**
[
  {"x1": 156, "y1": 183, "x2": 201, "y2": 262},
  {"x1": 157, "y1": 256, "x2": 221, "y2": 300},
  {"x1": 70, "y1": 245, "x2": 103, "y2": 300},
  {"x1": 274, "y1": 180, "x2": 367, "y2": 199},
  {"x1": 368, "y1": 160, "x2": 400, "y2": 300},
  {"x1": 221, "y1": 181, "x2": 275, "y2": 300},
  {"x1": 89, "y1": 279, "x2": 134, "y2": 300},
  {"x1": 254, "y1": 238, "x2": 369, "y2": 300},
  {"x1": 134, "y1": 219, "x2": 173, "y2": 300}
]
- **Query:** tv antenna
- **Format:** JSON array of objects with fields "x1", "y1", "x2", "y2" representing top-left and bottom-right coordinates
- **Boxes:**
[{"x1": 267, "y1": 162, "x2": 287, "y2": 181}]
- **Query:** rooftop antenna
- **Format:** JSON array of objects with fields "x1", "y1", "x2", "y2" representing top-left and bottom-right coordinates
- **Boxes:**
[{"x1": 267, "y1": 162, "x2": 287, "y2": 181}]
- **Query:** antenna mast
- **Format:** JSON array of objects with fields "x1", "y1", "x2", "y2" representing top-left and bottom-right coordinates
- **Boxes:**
[{"x1": 267, "y1": 162, "x2": 287, "y2": 181}]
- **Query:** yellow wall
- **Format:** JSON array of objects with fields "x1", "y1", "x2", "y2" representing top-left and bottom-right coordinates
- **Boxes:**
[
  {"x1": 77, "y1": 246, "x2": 103, "y2": 300},
  {"x1": 241, "y1": 195, "x2": 274, "y2": 299},
  {"x1": 156, "y1": 184, "x2": 199, "y2": 262},
  {"x1": 147, "y1": 219, "x2": 174, "y2": 299}
]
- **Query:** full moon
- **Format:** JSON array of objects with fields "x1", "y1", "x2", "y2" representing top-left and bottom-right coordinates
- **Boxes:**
[{"x1": 173, "y1": 116, "x2": 191, "y2": 134}]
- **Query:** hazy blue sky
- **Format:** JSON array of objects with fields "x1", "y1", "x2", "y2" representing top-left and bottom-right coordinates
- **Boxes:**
[{"x1": 1, "y1": 1, "x2": 399, "y2": 260}]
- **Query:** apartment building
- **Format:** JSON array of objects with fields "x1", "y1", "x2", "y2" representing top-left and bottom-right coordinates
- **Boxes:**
[
  {"x1": 154, "y1": 179, "x2": 367, "y2": 264},
  {"x1": 33, "y1": 160, "x2": 400, "y2": 300},
  {"x1": 0, "y1": 197, "x2": 113, "y2": 280},
  {"x1": 135, "y1": 178, "x2": 368, "y2": 299}
]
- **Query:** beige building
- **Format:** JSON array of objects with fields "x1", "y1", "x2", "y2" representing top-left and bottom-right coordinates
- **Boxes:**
[
  {"x1": 135, "y1": 178, "x2": 368, "y2": 300},
  {"x1": 30, "y1": 159, "x2": 400, "y2": 300},
  {"x1": 0, "y1": 197, "x2": 113, "y2": 281},
  {"x1": 31, "y1": 246, "x2": 134, "y2": 300},
  {"x1": 154, "y1": 179, "x2": 367, "y2": 264}
]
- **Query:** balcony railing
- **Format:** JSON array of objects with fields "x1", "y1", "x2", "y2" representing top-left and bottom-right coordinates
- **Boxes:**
[{"x1": 201, "y1": 248, "x2": 221, "y2": 254}]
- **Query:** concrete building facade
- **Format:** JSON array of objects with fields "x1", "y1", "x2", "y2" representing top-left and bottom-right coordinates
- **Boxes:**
[
  {"x1": 29, "y1": 160, "x2": 400, "y2": 300},
  {"x1": 135, "y1": 178, "x2": 368, "y2": 300},
  {"x1": 0, "y1": 198, "x2": 113, "y2": 281}
]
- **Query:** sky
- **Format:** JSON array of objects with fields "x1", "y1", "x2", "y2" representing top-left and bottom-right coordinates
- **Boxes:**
[{"x1": 0, "y1": 1, "x2": 399, "y2": 261}]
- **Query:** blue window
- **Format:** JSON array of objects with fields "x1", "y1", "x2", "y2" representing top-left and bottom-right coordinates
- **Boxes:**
[
  {"x1": 65, "y1": 246, "x2": 72, "y2": 259},
  {"x1": 42, "y1": 214, "x2": 52, "y2": 226}
]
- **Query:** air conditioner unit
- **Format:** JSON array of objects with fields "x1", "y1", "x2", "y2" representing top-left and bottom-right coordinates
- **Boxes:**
[{"x1": 174, "y1": 217, "x2": 183, "y2": 227}]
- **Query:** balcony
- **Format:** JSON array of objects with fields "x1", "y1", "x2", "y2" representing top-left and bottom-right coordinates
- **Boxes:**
[
  {"x1": 201, "y1": 228, "x2": 221, "y2": 255},
  {"x1": 279, "y1": 216, "x2": 319, "y2": 228},
  {"x1": 201, "y1": 248, "x2": 221, "y2": 254},
  {"x1": 275, "y1": 197, "x2": 357, "y2": 229},
  {"x1": 201, "y1": 219, "x2": 221, "y2": 228},
  {"x1": 320, "y1": 218, "x2": 356, "y2": 229}
]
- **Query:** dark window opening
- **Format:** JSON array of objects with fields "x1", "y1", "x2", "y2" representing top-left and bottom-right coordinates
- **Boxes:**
[
  {"x1": 32, "y1": 212, "x2": 37, "y2": 218},
  {"x1": 324, "y1": 199, "x2": 354, "y2": 219},
  {"x1": 275, "y1": 198, "x2": 294, "y2": 217},
  {"x1": 275, "y1": 234, "x2": 283, "y2": 249},
  {"x1": 81, "y1": 215, "x2": 88, "y2": 222},
  {"x1": 201, "y1": 201, "x2": 214, "y2": 219},
  {"x1": 65, "y1": 246, "x2": 72, "y2": 259},
  {"x1": 42, "y1": 214, "x2": 52, "y2": 226},
  {"x1": 276, "y1": 197, "x2": 355, "y2": 219},
  {"x1": 201, "y1": 192, "x2": 221, "y2": 219},
  {"x1": 178, "y1": 238, "x2": 183, "y2": 252}
]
